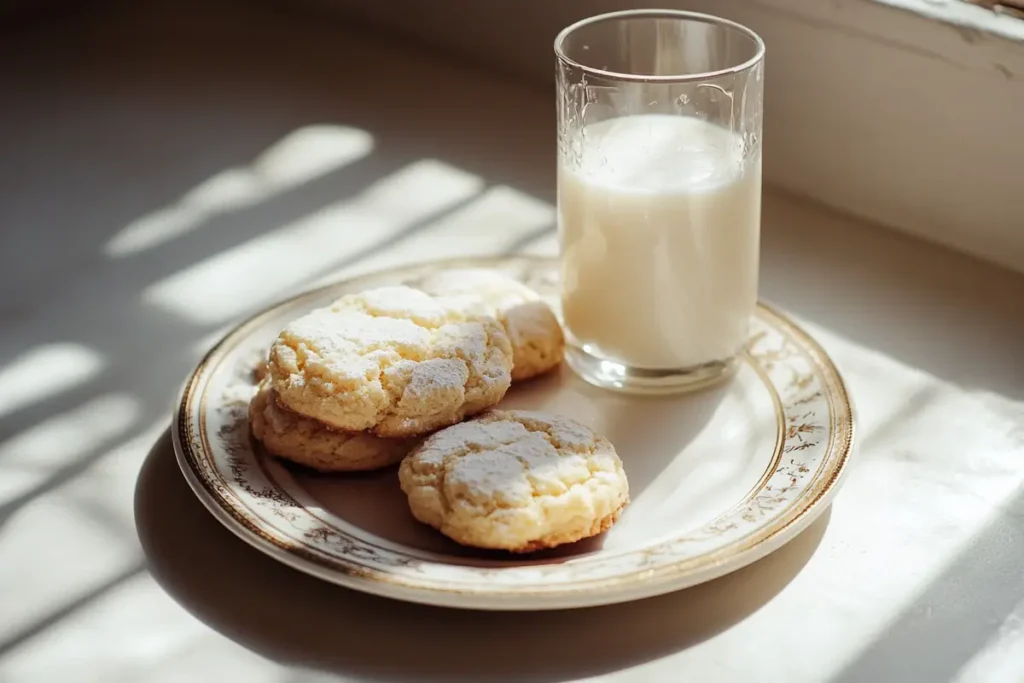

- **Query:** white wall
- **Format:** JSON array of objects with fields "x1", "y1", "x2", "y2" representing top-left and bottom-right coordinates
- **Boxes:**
[{"x1": 306, "y1": 0, "x2": 1024, "y2": 274}]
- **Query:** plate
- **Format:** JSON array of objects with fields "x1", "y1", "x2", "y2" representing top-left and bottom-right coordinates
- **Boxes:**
[{"x1": 173, "y1": 255, "x2": 854, "y2": 610}]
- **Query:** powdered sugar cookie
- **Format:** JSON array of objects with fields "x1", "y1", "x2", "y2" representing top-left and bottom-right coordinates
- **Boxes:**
[
  {"x1": 248, "y1": 379, "x2": 415, "y2": 472},
  {"x1": 416, "y1": 268, "x2": 564, "y2": 382},
  {"x1": 267, "y1": 285, "x2": 513, "y2": 438},
  {"x1": 398, "y1": 409, "x2": 629, "y2": 552}
]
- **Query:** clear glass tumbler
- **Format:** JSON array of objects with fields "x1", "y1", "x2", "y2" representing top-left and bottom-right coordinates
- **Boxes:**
[{"x1": 555, "y1": 10, "x2": 765, "y2": 395}]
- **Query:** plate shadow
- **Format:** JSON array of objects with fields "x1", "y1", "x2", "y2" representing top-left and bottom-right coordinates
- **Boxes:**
[{"x1": 137, "y1": 429, "x2": 830, "y2": 682}]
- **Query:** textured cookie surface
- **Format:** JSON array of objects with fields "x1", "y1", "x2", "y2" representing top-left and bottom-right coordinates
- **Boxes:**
[
  {"x1": 416, "y1": 268, "x2": 564, "y2": 382},
  {"x1": 267, "y1": 286, "x2": 513, "y2": 437},
  {"x1": 248, "y1": 380, "x2": 415, "y2": 472},
  {"x1": 398, "y1": 409, "x2": 629, "y2": 552}
]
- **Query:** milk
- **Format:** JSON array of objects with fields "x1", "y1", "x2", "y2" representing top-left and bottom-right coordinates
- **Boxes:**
[{"x1": 558, "y1": 114, "x2": 761, "y2": 370}]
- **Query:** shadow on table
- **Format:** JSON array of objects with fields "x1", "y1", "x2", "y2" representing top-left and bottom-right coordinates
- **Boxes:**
[{"x1": 135, "y1": 429, "x2": 830, "y2": 682}]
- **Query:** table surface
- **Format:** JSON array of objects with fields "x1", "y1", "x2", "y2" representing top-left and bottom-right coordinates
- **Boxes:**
[{"x1": 2, "y1": 3, "x2": 1023, "y2": 682}]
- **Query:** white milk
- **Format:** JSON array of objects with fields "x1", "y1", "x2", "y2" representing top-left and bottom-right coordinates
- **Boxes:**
[{"x1": 558, "y1": 114, "x2": 761, "y2": 370}]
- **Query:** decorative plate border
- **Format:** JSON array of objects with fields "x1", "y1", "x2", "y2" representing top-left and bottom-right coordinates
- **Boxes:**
[{"x1": 173, "y1": 255, "x2": 855, "y2": 608}]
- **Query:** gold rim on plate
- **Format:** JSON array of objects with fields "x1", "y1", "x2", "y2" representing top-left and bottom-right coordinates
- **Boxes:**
[{"x1": 172, "y1": 255, "x2": 855, "y2": 609}]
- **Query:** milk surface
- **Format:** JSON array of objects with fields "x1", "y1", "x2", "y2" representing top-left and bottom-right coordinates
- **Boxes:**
[{"x1": 558, "y1": 114, "x2": 761, "y2": 370}]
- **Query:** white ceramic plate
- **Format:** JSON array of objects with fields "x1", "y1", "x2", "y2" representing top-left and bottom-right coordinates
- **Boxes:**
[{"x1": 173, "y1": 256, "x2": 854, "y2": 610}]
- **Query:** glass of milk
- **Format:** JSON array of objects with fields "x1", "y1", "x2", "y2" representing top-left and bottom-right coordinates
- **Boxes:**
[{"x1": 555, "y1": 10, "x2": 765, "y2": 395}]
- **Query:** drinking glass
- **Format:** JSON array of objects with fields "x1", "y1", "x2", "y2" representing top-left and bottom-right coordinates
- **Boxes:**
[{"x1": 555, "y1": 10, "x2": 765, "y2": 394}]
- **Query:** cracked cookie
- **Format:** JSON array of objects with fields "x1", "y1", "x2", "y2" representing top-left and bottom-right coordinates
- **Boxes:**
[
  {"x1": 249, "y1": 379, "x2": 416, "y2": 472},
  {"x1": 267, "y1": 285, "x2": 514, "y2": 438},
  {"x1": 415, "y1": 268, "x2": 564, "y2": 382},
  {"x1": 398, "y1": 409, "x2": 629, "y2": 552}
]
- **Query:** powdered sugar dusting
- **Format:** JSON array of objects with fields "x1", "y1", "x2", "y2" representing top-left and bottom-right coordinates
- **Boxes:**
[
  {"x1": 332, "y1": 285, "x2": 452, "y2": 328},
  {"x1": 415, "y1": 269, "x2": 564, "y2": 382},
  {"x1": 268, "y1": 285, "x2": 513, "y2": 436},
  {"x1": 399, "y1": 408, "x2": 630, "y2": 551},
  {"x1": 408, "y1": 410, "x2": 617, "y2": 500}
]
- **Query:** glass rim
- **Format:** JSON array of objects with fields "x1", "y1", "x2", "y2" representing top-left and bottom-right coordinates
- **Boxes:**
[{"x1": 553, "y1": 9, "x2": 765, "y2": 83}]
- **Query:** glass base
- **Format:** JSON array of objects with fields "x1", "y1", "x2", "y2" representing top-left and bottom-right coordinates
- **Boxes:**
[{"x1": 565, "y1": 345, "x2": 739, "y2": 396}]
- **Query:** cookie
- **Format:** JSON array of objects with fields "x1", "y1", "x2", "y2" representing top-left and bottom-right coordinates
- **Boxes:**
[
  {"x1": 398, "y1": 409, "x2": 629, "y2": 552},
  {"x1": 416, "y1": 268, "x2": 564, "y2": 382},
  {"x1": 267, "y1": 285, "x2": 514, "y2": 438},
  {"x1": 248, "y1": 380, "x2": 415, "y2": 472}
]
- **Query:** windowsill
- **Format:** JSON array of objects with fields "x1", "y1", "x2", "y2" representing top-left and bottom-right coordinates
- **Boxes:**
[
  {"x1": 316, "y1": 0, "x2": 1024, "y2": 275},
  {"x1": 874, "y1": 0, "x2": 1024, "y2": 44}
]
